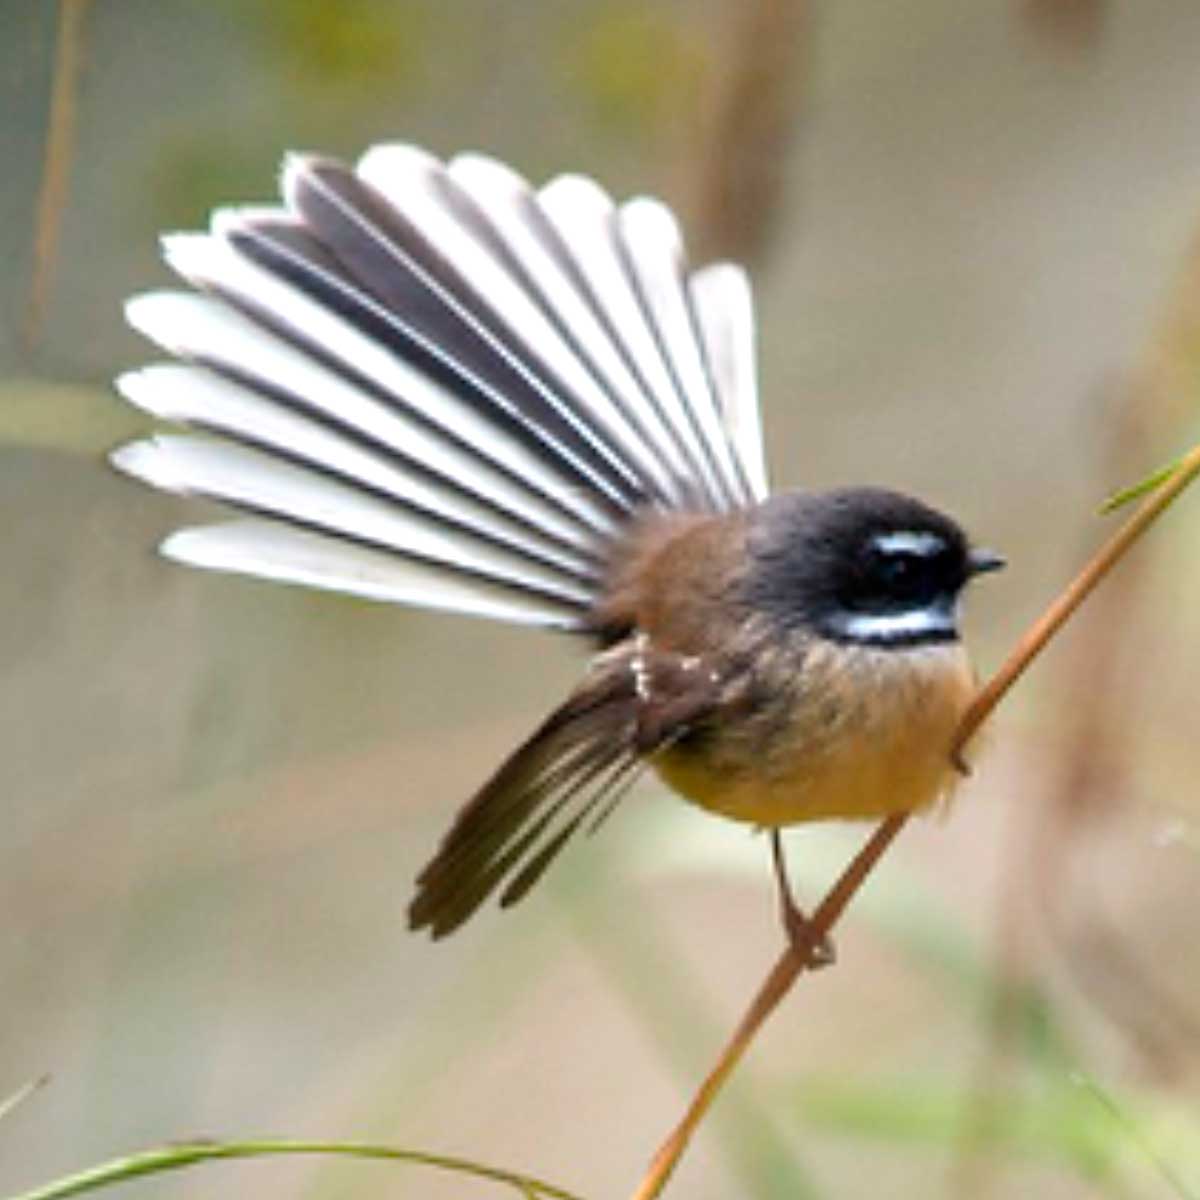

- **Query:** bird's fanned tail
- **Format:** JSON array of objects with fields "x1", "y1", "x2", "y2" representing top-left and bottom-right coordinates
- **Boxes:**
[{"x1": 113, "y1": 145, "x2": 767, "y2": 629}]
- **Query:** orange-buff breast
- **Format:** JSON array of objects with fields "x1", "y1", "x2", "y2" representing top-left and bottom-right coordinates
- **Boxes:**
[{"x1": 653, "y1": 639, "x2": 977, "y2": 828}]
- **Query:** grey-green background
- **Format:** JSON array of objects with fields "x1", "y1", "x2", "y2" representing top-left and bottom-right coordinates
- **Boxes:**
[{"x1": 3, "y1": 2, "x2": 1200, "y2": 1198}]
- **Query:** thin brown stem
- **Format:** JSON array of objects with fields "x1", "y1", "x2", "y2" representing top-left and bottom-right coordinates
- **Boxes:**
[
  {"x1": 631, "y1": 442, "x2": 1200, "y2": 1200},
  {"x1": 24, "y1": 0, "x2": 93, "y2": 352},
  {"x1": 630, "y1": 815, "x2": 907, "y2": 1200}
]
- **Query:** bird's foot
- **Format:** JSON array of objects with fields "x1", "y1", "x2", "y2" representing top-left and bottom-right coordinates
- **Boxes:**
[{"x1": 782, "y1": 903, "x2": 837, "y2": 970}]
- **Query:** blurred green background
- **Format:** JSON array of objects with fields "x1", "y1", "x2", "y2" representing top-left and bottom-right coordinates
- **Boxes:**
[{"x1": 3, "y1": 2, "x2": 1200, "y2": 1197}]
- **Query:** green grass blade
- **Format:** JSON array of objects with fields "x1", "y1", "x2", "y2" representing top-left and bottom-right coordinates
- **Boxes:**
[
  {"x1": 0, "y1": 1139, "x2": 586, "y2": 1200},
  {"x1": 1100, "y1": 459, "x2": 1184, "y2": 513}
]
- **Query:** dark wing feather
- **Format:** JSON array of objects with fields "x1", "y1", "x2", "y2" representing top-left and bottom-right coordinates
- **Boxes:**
[{"x1": 407, "y1": 641, "x2": 722, "y2": 937}]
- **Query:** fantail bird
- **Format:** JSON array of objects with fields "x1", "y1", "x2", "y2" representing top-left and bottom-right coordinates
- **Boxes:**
[{"x1": 112, "y1": 144, "x2": 1004, "y2": 949}]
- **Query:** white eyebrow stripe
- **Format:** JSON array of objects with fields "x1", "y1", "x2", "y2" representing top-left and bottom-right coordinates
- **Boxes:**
[{"x1": 871, "y1": 530, "x2": 947, "y2": 557}]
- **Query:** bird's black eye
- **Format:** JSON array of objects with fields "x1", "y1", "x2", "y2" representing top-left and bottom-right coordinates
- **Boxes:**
[
  {"x1": 840, "y1": 531, "x2": 961, "y2": 614},
  {"x1": 874, "y1": 549, "x2": 924, "y2": 592}
]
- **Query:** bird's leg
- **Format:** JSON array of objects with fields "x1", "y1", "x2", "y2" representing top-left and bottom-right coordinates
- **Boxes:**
[{"x1": 770, "y1": 829, "x2": 836, "y2": 969}]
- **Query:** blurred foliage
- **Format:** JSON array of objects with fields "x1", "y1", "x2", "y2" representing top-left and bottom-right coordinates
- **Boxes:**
[
  {"x1": 1021, "y1": 0, "x2": 1107, "y2": 52},
  {"x1": 237, "y1": 0, "x2": 430, "y2": 97},
  {"x1": 145, "y1": 1, "x2": 431, "y2": 227},
  {"x1": 560, "y1": 4, "x2": 708, "y2": 144},
  {"x1": 798, "y1": 1074, "x2": 1199, "y2": 1196},
  {"x1": 807, "y1": 871, "x2": 1200, "y2": 1197},
  {"x1": 144, "y1": 131, "x2": 280, "y2": 230},
  {"x1": 0, "y1": 379, "x2": 136, "y2": 454},
  {"x1": 682, "y1": 0, "x2": 810, "y2": 267}
]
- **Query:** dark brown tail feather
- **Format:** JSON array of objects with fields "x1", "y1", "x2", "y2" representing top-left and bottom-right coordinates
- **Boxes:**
[
  {"x1": 408, "y1": 635, "x2": 729, "y2": 937},
  {"x1": 407, "y1": 660, "x2": 642, "y2": 938}
]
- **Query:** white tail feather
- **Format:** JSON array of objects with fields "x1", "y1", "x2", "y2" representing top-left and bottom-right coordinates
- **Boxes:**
[
  {"x1": 112, "y1": 436, "x2": 593, "y2": 609},
  {"x1": 164, "y1": 519, "x2": 579, "y2": 628},
  {"x1": 690, "y1": 264, "x2": 766, "y2": 500},
  {"x1": 617, "y1": 198, "x2": 745, "y2": 504},
  {"x1": 535, "y1": 175, "x2": 727, "y2": 506}
]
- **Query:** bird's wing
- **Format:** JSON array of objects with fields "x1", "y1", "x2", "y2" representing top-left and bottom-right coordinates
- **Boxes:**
[
  {"x1": 407, "y1": 639, "x2": 724, "y2": 937},
  {"x1": 113, "y1": 145, "x2": 768, "y2": 630}
]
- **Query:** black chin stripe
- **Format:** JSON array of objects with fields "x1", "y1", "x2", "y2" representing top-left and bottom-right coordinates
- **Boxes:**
[{"x1": 827, "y1": 625, "x2": 960, "y2": 649}]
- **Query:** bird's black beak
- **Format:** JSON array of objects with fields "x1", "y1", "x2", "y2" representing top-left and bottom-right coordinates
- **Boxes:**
[{"x1": 967, "y1": 547, "x2": 1006, "y2": 576}]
